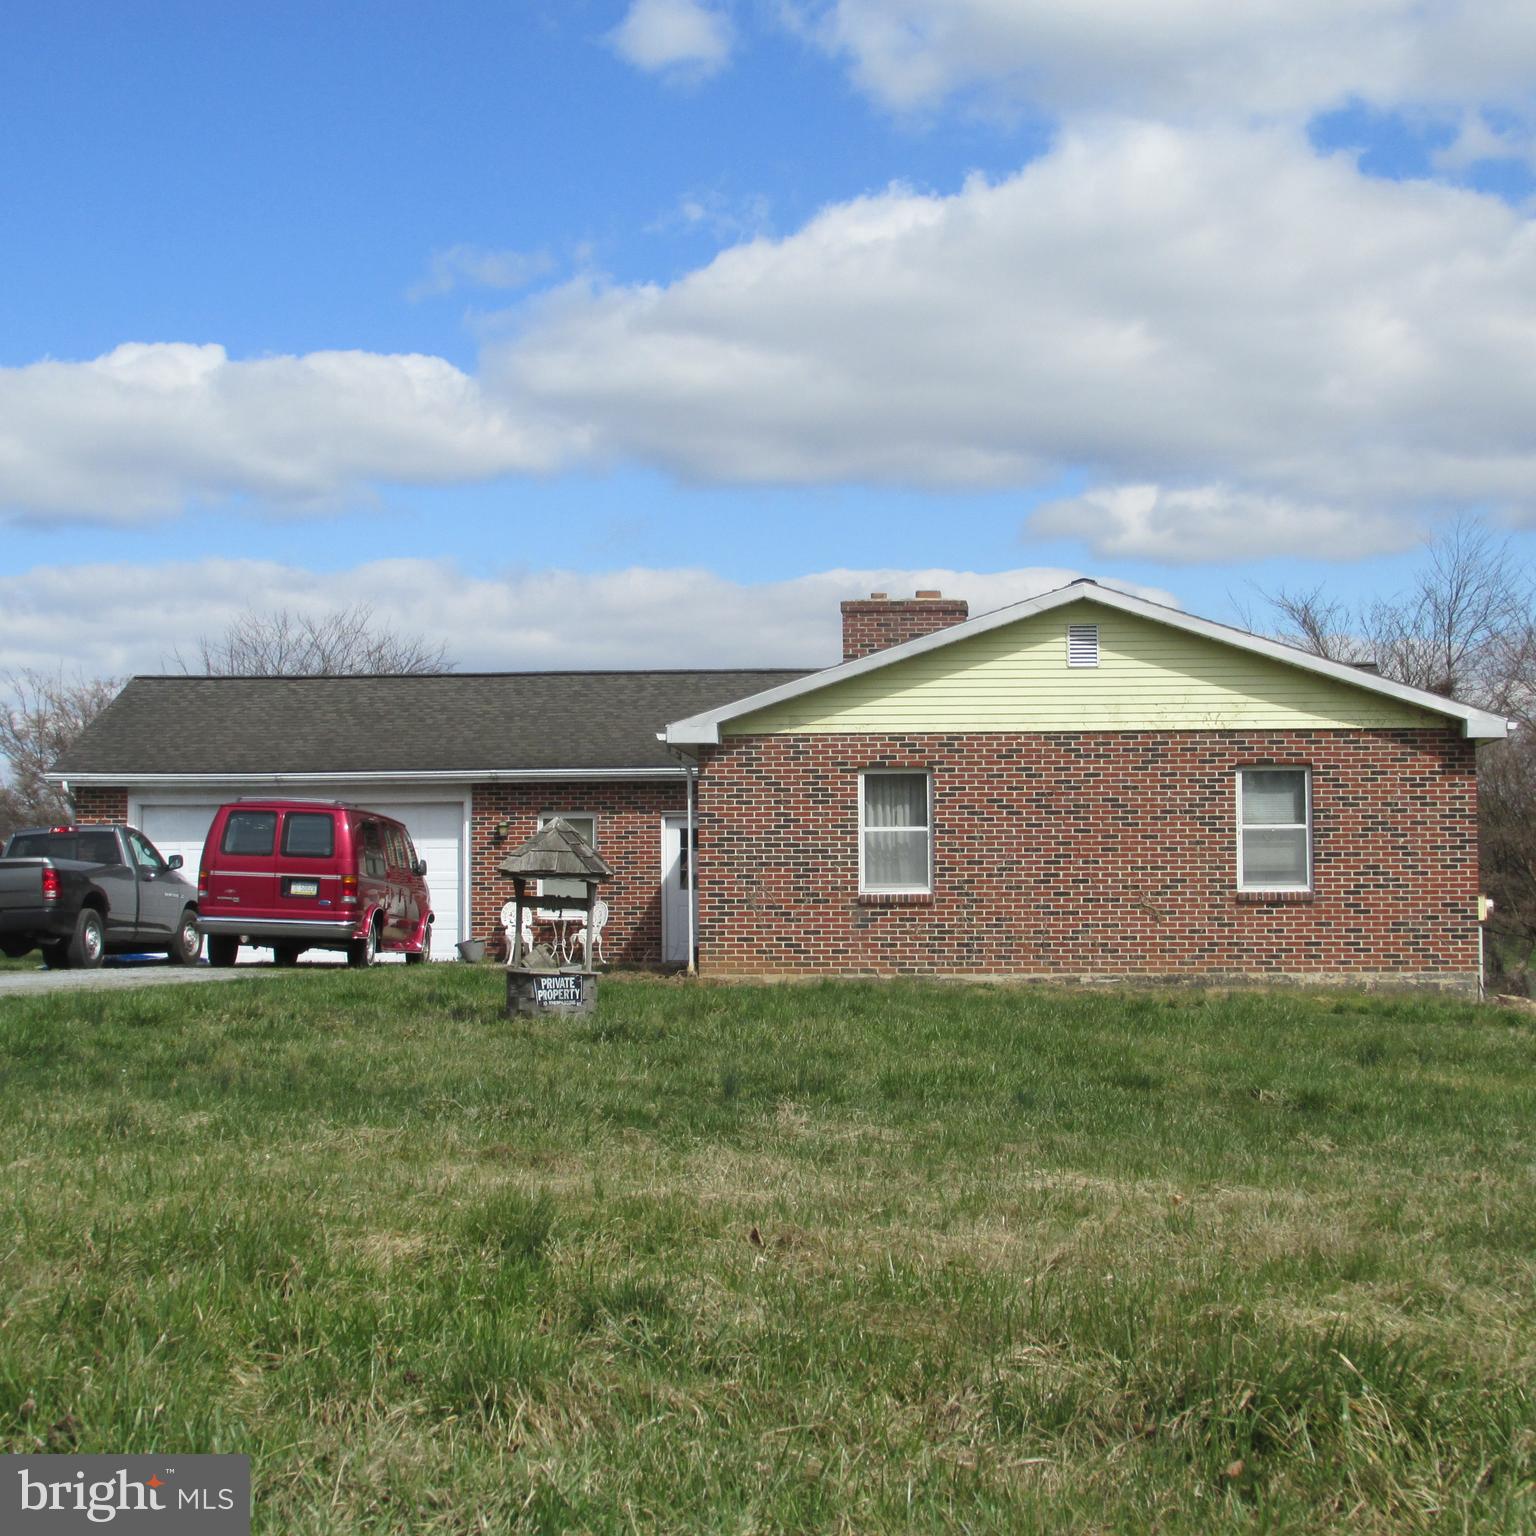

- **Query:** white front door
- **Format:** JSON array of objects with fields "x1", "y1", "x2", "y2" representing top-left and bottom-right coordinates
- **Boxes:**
[{"x1": 660, "y1": 814, "x2": 698, "y2": 966}]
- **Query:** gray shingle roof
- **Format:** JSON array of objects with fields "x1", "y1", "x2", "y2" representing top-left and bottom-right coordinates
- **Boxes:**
[{"x1": 52, "y1": 671, "x2": 810, "y2": 777}]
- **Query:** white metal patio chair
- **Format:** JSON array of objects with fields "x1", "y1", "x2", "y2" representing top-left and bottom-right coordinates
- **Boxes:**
[
  {"x1": 499, "y1": 899, "x2": 535, "y2": 963},
  {"x1": 570, "y1": 898, "x2": 609, "y2": 968}
]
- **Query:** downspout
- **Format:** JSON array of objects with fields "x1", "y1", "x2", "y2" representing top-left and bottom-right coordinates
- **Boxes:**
[
  {"x1": 685, "y1": 758, "x2": 697, "y2": 974},
  {"x1": 662, "y1": 741, "x2": 700, "y2": 974},
  {"x1": 1479, "y1": 895, "x2": 1493, "y2": 1000}
]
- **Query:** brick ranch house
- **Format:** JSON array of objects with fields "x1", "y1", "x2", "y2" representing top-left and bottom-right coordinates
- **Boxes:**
[{"x1": 51, "y1": 581, "x2": 1505, "y2": 989}]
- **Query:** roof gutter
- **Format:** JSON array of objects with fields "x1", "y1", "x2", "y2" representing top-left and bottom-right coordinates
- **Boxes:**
[{"x1": 46, "y1": 767, "x2": 687, "y2": 787}]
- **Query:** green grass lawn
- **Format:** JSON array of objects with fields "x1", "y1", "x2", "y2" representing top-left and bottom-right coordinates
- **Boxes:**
[
  {"x1": 0, "y1": 948, "x2": 41, "y2": 970},
  {"x1": 0, "y1": 973, "x2": 1532, "y2": 1533}
]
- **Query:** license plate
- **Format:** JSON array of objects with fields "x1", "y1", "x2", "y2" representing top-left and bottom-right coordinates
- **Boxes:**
[{"x1": 288, "y1": 880, "x2": 319, "y2": 897}]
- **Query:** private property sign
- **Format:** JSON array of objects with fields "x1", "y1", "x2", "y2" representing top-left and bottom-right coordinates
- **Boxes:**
[
  {"x1": 506, "y1": 969, "x2": 596, "y2": 1016},
  {"x1": 6, "y1": 1456, "x2": 250, "y2": 1533},
  {"x1": 533, "y1": 974, "x2": 584, "y2": 1006}
]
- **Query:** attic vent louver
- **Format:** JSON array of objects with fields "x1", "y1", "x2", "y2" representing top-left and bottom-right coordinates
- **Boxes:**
[{"x1": 1067, "y1": 623, "x2": 1100, "y2": 667}]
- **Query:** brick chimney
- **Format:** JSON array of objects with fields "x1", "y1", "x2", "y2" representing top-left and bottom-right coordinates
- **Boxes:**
[{"x1": 840, "y1": 590, "x2": 970, "y2": 662}]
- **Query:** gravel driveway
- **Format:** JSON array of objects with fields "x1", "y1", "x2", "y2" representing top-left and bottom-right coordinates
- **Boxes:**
[{"x1": 0, "y1": 962, "x2": 281, "y2": 997}]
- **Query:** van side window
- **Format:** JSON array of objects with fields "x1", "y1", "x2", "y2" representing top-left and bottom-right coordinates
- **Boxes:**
[
  {"x1": 361, "y1": 822, "x2": 388, "y2": 879},
  {"x1": 223, "y1": 811, "x2": 277, "y2": 856},
  {"x1": 282, "y1": 812, "x2": 336, "y2": 859},
  {"x1": 401, "y1": 831, "x2": 419, "y2": 869},
  {"x1": 384, "y1": 826, "x2": 408, "y2": 868}
]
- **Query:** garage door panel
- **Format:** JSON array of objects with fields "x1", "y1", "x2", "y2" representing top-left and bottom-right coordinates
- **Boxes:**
[{"x1": 138, "y1": 803, "x2": 221, "y2": 878}]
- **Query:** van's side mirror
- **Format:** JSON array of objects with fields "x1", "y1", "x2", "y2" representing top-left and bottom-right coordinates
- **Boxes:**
[
  {"x1": 414, "y1": 859, "x2": 428, "y2": 877},
  {"x1": 166, "y1": 854, "x2": 184, "y2": 870}
]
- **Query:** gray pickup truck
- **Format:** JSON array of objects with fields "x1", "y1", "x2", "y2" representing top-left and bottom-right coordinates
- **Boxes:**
[{"x1": 0, "y1": 824, "x2": 202, "y2": 969}]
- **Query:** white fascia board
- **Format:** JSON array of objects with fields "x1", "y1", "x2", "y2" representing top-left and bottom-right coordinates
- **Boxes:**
[
  {"x1": 47, "y1": 766, "x2": 686, "y2": 787},
  {"x1": 664, "y1": 581, "x2": 1509, "y2": 742}
]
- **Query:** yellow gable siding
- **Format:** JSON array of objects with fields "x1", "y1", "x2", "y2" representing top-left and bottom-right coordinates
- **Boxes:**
[{"x1": 725, "y1": 601, "x2": 1441, "y2": 736}]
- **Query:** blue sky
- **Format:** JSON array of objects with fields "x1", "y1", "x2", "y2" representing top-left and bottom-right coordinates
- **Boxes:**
[{"x1": 3, "y1": 0, "x2": 1536, "y2": 679}]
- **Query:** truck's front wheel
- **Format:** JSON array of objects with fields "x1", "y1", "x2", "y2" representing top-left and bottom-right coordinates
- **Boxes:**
[
  {"x1": 68, "y1": 908, "x2": 105, "y2": 970},
  {"x1": 167, "y1": 909, "x2": 202, "y2": 965}
]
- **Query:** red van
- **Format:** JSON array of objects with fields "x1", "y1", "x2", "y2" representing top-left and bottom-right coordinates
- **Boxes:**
[{"x1": 198, "y1": 799, "x2": 434, "y2": 967}]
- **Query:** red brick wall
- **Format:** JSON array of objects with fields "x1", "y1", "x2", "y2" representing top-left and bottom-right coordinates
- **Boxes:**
[
  {"x1": 470, "y1": 781, "x2": 685, "y2": 964},
  {"x1": 841, "y1": 597, "x2": 970, "y2": 661},
  {"x1": 70, "y1": 787, "x2": 128, "y2": 823},
  {"x1": 694, "y1": 729, "x2": 1481, "y2": 989}
]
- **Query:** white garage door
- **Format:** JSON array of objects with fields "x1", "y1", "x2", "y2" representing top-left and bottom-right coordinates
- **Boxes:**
[
  {"x1": 135, "y1": 796, "x2": 465, "y2": 959},
  {"x1": 137, "y1": 803, "x2": 221, "y2": 881}
]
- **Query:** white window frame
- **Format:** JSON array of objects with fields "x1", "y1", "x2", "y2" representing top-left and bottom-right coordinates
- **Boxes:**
[
  {"x1": 1236, "y1": 767, "x2": 1312, "y2": 892},
  {"x1": 538, "y1": 811, "x2": 597, "y2": 901},
  {"x1": 858, "y1": 770, "x2": 933, "y2": 896}
]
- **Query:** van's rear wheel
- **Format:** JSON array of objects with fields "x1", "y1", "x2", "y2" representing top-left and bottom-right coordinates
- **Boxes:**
[
  {"x1": 405, "y1": 923, "x2": 431, "y2": 965},
  {"x1": 207, "y1": 936, "x2": 239, "y2": 968},
  {"x1": 347, "y1": 919, "x2": 379, "y2": 969}
]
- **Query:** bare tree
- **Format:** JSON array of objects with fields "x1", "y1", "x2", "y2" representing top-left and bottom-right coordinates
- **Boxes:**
[
  {"x1": 1252, "y1": 583, "x2": 1372, "y2": 664},
  {"x1": 1479, "y1": 734, "x2": 1536, "y2": 990},
  {"x1": 0, "y1": 670, "x2": 121, "y2": 839},
  {"x1": 1253, "y1": 516, "x2": 1525, "y2": 705},
  {"x1": 172, "y1": 604, "x2": 452, "y2": 677},
  {"x1": 1364, "y1": 517, "x2": 1523, "y2": 700}
]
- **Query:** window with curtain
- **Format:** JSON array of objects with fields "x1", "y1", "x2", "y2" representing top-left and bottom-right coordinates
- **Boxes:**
[
  {"x1": 860, "y1": 772, "x2": 931, "y2": 893},
  {"x1": 539, "y1": 813, "x2": 597, "y2": 900},
  {"x1": 1238, "y1": 768, "x2": 1310, "y2": 890}
]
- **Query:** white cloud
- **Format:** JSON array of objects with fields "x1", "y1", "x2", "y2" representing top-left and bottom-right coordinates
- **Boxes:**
[
  {"x1": 407, "y1": 244, "x2": 554, "y2": 301},
  {"x1": 492, "y1": 122, "x2": 1536, "y2": 557},
  {"x1": 1432, "y1": 110, "x2": 1536, "y2": 174},
  {"x1": 789, "y1": 0, "x2": 1536, "y2": 121},
  {"x1": 609, "y1": 0, "x2": 733, "y2": 79},
  {"x1": 0, "y1": 560, "x2": 1173, "y2": 681},
  {"x1": 0, "y1": 343, "x2": 567, "y2": 524},
  {"x1": 654, "y1": 187, "x2": 774, "y2": 243},
  {"x1": 11, "y1": 125, "x2": 1536, "y2": 561},
  {"x1": 1030, "y1": 485, "x2": 1419, "y2": 565}
]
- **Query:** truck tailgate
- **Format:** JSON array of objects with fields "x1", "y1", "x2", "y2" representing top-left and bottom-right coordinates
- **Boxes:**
[{"x1": 0, "y1": 860, "x2": 49, "y2": 913}]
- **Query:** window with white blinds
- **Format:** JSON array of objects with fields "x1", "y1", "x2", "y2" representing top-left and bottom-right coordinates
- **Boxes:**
[
  {"x1": 1237, "y1": 769, "x2": 1311, "y2": 890},
  {"x1": 860, "y1": 772, "x2": 931, "y2": 893}
]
